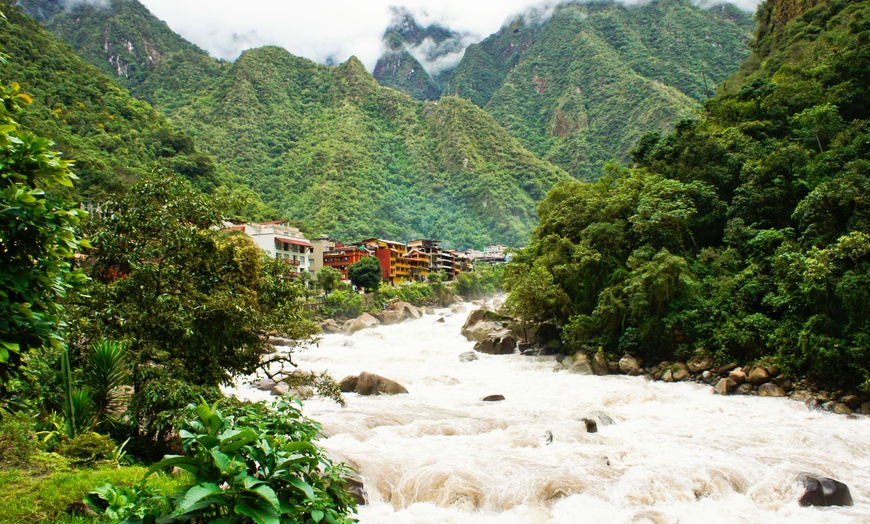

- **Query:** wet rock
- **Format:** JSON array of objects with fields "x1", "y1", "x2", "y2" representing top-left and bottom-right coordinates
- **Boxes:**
[
  {"x1": 434, "y1": 317, "x2": 446, "y2": 324},
  {"x1": 461, "y1": 309, "x2": 509, "y2": 342},
  {"x1": 713, "y1": 378, "x2": 736, "y2": 395},
  {"x1": 582, "y1": 418, "x2": 598, "y2": 433},
  {"x1": 587, "y1": 411, "x2": 616, "y2": 426},
  {"x1": 701, "y1": 370, "x2": 713, "y2": 383},
  {"x1": 553, "y1": 362, "x2": 568, "y2": 372},
  {"x1": 473, "y1": 331, "x2": 517, "y2": 355},
  {"x1": 687, "y1": 354, "x2": 714, "y2": 373},
  {"x1": 735, "y1": 383, "x2": 754, "y2": 395},
  {"x1": 607, "y1": 359, "x2": 620, "y2": 374},
  {"x1": 797, "y1": 474, "x2": 853, "y2": 507},
  {"x1": 618, "y1": 354, "x2": 642, "y2": 376},
  {"x1": 450, "y1": 304, "x2": 467, "y2": 314},
  {"x1": 591, "y1": 350, "x2": 609, "y2": 376},
  {"x1": 338, "y1": 375, "x2": 358, "y2": 393},
  {"x1": 380, "y1": 310, "x2": 405, "y2": 326},
  {"x1": 715, "y1": 362, "x2": 739, "y2": 374},
  {"x1": 862, "y1": 402, "x2": 870, "y2": 415},
  {"x1": 748, "y1": 366, "x2": 770, "y2": 386},
  {"x1": 841, "y1": 394, "x2": 861, "y2": 409},
  {"x1": 344, "y1": 313, "x2": 380, "y2": 335},
  {"x1": 773, "y1": 376, "x2": 792, "y2": 390},
  {"x1": 425, "y1": 308, "x2": 436, "y2": 315},
  {"x1": 790, "y1": 389, "x2": 814, "y2": 402},
  {"x1": 320, "y1": 319, "x2": 342, "y2": 334},
  {"x1": 671, "y1": 362, "x2": 690, "y2": 381},
  {"x1": 567, "y1": 353, "x2": 593, "y2": 375},
  {"x1": 544, "y1": 430, "x2": 553, "y2": 445},
  {"x1": 392, "y1": 301, "x2": 423, "y2": 320},
  {"x1": 353, "y1": 372, "x2": 408, "y2": 395},
  {"x1": 481, "y1": 394, "x2": 505, "y2": 402},
  {"x1": 765, "y1": 365, "x2": 781, "y2": 377},
  {"x1": 268, "y1": 336, "x2": 294, "y2": 347},
  {"x1": 458, "y1": 352, "x2": 478, "y2": 364},
  {"x1": 757, "y1": 383, "x2": 786, "y2": 397},
  {"x1": 832, "y1": 403, "x2": 852, "y2": 415},
  {"x1": 728, "y1": 368, "x2": 746, "y2": 385},
  {"x1": 343, "y1": 476, "x2": 368, "y2": 506},
  {"x1": 805, "y1": 398, "x2": 823, "y2": 412}
]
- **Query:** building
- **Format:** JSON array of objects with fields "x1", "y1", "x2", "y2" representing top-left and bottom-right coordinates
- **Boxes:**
[
  {"x1": 309, "y1": 236, "x2": 336, "y2": 276},
  {"x1": 322, "y1": 243, "x2": 372, "y2": 280},
  {"x1": 359, "y1": 238, "x2": 410, "y2": 286},
  {"x1": 227, "y1": 221, "x2": 314, "y2": 276}
]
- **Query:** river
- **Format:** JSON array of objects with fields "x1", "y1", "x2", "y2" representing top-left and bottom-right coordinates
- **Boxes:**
[{"x1": 228, "y1": 301, "x2": 869, "y2": 523}]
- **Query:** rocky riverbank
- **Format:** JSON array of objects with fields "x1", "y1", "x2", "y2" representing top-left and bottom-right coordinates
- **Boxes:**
[{"x1": 459, "y1": 305, "x2": 870, "y2": 418}]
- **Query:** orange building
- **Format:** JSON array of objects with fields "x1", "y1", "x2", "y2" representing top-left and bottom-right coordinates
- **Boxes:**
[
  {"x1": 322, "y1": 243, "x2": 371, "y2": 280},
  {"x1": 359, "y1": 238, "x2": 409, "y2": 286}
]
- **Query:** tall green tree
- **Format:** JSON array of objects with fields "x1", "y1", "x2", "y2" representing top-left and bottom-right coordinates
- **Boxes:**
[
  {"x1": 0, "y1": 79, "x2": 87, "y2": 400},
  {"x1": 347, "y1": 256, "x2": 381, "y2": 293}
]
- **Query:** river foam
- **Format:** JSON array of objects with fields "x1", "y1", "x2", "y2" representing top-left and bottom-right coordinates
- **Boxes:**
[{"x1": 227, "y1": 302, "x2": 870, "y2": 523}]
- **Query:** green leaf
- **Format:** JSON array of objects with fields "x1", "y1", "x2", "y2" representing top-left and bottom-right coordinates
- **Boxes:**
[
  {"x1": 219, "y1": 428, "x2": 259, "y2": 453},
  {"x1": 235, "y1": 502, "x2": 280, "y2": 524},
  {"x1": 311, "y1": 509, "x2": 325, "y2": 523},
  {"x1": 174, "y1": 483, "x2": 223, "y2": 514},
  {"x1": 288, "y1": 478, "x2": 316, "y2": 500},
  {"x1": 143, "y1": 455, "x2": 201, "y2": 479},
  {"x1": 246, "y1": 484, "x2": 281, "y2": 513}
]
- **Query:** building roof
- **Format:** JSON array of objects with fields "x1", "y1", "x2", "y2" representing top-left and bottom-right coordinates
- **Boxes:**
[{"x1": 274, "y1": 236, "x2": 311, "y2": 247}]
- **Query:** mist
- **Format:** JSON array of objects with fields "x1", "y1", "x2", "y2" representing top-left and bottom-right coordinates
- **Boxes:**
[{"x1": 137, "y1": 0, "x2": 760, "y2": 71}]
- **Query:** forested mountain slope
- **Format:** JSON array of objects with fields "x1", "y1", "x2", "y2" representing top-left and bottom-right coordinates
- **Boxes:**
[
  {"x1": 0, "y1": 1, "x2": 217, "y2": 199},
  {"x1": 446, "y1": 0, "x2": 754, "y2": 180},
  {"x1": 505, "y1": 0, "x2": 870, "y2": 391}
]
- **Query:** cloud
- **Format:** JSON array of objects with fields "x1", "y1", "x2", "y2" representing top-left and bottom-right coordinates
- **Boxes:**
[{"x1": 138, "y1": 0, "x2": 760, "y2": 70}]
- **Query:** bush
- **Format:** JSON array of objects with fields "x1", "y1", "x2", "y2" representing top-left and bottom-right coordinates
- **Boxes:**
[
  {"x1": 97, "y1": 400, "x2": 359, "y2": 523},
  {"x1": 0, "y1": 411, "x2": 38, "y2": 465},
  {"x1": 57, "y1": 431, "x2": 115, "y2": 465}
]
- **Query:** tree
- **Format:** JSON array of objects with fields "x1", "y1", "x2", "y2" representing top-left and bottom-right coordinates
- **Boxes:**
[
  {"x1": 317, "y1": 266, "x2": 343, "y2": 294},
  {"x1": 347, "y1": 256, "x2": 381, "y2": 293},
  {"x1": 0, "y1": 80, "x2": 88, "y2": 400}
]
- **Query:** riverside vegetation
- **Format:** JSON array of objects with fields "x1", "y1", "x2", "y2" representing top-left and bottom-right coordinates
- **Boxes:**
[{"x1": 503, "y1": 0, "x2": 870, "y2": 396}]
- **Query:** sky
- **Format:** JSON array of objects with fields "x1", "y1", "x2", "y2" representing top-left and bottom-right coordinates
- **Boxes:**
[{"x1": 129, "y1": 0, "x2": 761, "y2": 71}]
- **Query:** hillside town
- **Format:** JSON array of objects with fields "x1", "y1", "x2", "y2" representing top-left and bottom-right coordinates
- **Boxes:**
[{"x1": 223, "y1": 220, "x2": 510, "y2": 285}]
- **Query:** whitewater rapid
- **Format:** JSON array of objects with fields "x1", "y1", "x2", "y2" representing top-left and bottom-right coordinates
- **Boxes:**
[{"x1": 228, "y1": 302, "x2": 869, "y2": 523}]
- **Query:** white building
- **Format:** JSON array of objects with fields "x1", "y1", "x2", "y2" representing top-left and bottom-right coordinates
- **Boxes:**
[{"x1": 227, "y1": 221, "x2": 314, "y2": 275}]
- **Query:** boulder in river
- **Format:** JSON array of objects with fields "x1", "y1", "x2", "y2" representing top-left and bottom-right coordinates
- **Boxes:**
[
  {"x1": 481, "y1": 394, "x2": 505, "y2": 402},
  {"x1": 686, "y1": 354, "x2": 714, "y2": 373},
  {"x1": 473, "y1": 331, "x2": 517, "y2": 355},
  {"x1": 582, "y1": 418, "x2": 598, "y2": 433},
  {"x1": 797, "y1": 474, "x2": 853, "y2": 507},
  {"x1": 461, "y1": 309, "x2": 512, "y2": 342},
  {"x1": 392, "y1": 301, "x2": 422, "y2": 320},
  {"x1": 757, "y1": 383, "x2": 786, "y2": 397},
  {"x1": 618, "y1": 354, "x2": 642, "y2": 376},
  {"x1": 459, "y1": 351, "x2": 478, "y2": 363},
  {"x1": 320, "y1": 319, "x2": 342, "y2": 334},
  {"x1": 344, "y1": 313, "x2": 380, "y2": 335},
  {"x1": 713, "y1": 378, "x2": 736, "y2": 395},
  {"x1": 340, "y1": 373, "x2": 409, "y2": 395},
  {"x1": 748, "y1": 366, "x2": 770, "y2": 386},
  {"x1": 591, "y1": 350, "x2": 609, "y2": 376},
  {"x1": 568, "y1": 352, "x2": 594, "y2": 375}
]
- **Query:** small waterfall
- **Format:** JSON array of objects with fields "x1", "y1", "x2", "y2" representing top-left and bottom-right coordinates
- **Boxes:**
[{"x1": 227, "y1": 302, "x2": 869, "y2": 523}]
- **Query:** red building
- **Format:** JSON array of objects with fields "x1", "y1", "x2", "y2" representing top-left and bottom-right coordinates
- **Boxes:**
[{"x1": 322, "y1": 243, "x2": 372, "y2": 279}]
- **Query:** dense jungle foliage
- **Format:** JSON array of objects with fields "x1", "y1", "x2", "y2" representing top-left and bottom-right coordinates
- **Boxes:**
[
  {"x1": 505, "y1": 0, "x2": 870, "y2": 392},
  {"x1": 446, "y1": 0, "x2": 755, "y2": 181}
]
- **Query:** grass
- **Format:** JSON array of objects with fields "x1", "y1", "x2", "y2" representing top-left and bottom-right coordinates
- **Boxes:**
[{"x1": 0, "y1": 451, "x2": 185, "y2": 524}]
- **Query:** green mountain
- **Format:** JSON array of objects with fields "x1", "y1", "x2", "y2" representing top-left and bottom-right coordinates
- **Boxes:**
[
  {"x1": 0, "y1": 0, "x2": 217, "y2": 199},
  {"x1": 22, "y1": 0, "x2": 228, "y2": 113},
  {"x1": 372, "y1": 9, "x2": 465, "y2": 101},
  {"x1": 506, "y1": 0, "x2": 870, "y2": 391},
  {"x1": 15, "y1": 0, "x2": 569, "y2": 248},
  {"x1": 173, "y1": 48, "x2": 568, "y2": 248},
  {"x1": 446, "y1": 0, "x2": 754, "y2": 180}
]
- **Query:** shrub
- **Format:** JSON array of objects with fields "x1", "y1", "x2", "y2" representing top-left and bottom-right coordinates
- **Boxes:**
[
  {"x1": 57, "y1": 431, "x2": 116, "y2": 465},
  {"x1": 0, "y1": 411, "x2": 38, "y2": 465}
]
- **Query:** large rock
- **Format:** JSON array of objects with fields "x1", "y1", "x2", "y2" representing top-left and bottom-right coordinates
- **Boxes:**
[
  {"x1": 392, "y1": 301, "x2": 422, "y2": 320},
  {"x1": 797, "y1": 474, "x2": 853, "y2": 507},
  {"x1": 713, "y1": 378, "x2": 736, "y2": 395},
  {"x1": 344, "y1": 313, "x2": 380, "y2": 335},
  {"x1": 461, "y1": 309, "x2": 510, "y2": 342},
  {"x1": 591, "y1": 350, "x2": 610, "y2": 376},
  {"x1": 686, "y1": 354, "x2": 714, "y2": 373},
  {"x1": 320, "y1": 319, "x2": 342, "y2": 334},
  {"x1": 748, "y1": 366, "x2": 771, "y2": 386},
  {"x1": 618, "y1": 355, "x2": 642, "y2": 376},
  {"x1": 342, "y1": 372, "x2": 408, "y2": 395},
  {"x1": 728, "y1": 368, "x2": 747, "y2": 385},
  {"x1": 567, "y1": 353, "x2": 594, "y2": 375},
  {"x1": 481, "y1": 394, "x2": 505, "y2": 402},
  {"x1": 268, "y1": 336, "x2": 294, "y2": 347},
  {"x1": 473, "y1": 331, "x2": 517, "y2": 355},
  {"x1": 380, "y1": 310, "x2": 405, "y2": 326},
  {"x1": 757, "y1": 383, "x2": 786, "y2": 397}
]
